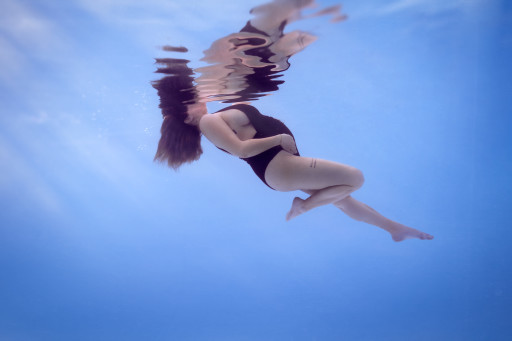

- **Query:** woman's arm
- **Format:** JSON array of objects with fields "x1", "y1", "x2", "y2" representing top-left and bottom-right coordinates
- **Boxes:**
[{"x1": 199, "y1": 114, "x2": 291, "y2": 158}]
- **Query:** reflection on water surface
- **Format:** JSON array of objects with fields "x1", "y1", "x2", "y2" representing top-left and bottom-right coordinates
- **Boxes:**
[{"x1": 155, "y1": 0, "x2": 345, "y2": 105}]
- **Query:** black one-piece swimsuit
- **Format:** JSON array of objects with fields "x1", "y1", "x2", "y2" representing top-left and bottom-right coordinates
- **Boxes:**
[{"x1": 216, "y1": 104, "x2": 300, "y2": 190}]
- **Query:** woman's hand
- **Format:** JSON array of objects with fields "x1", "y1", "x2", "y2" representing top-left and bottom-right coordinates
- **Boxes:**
[{"x1": 280, "y1": 134, "x2": 297, "y2": 154}]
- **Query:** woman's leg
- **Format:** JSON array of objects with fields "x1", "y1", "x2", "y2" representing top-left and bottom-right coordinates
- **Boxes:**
[
  {"x1": 299, "y1": 189, "x2": 433, "y2": 241},
  {"x1": 286, "y1": 184, "x2": 356, "y2": 220},
  {"x1": 265, "y1": 153, "x2": 434, "y2": 241},
  {"x1": 265, "y1": 153, "x2": 365, "y2": 219},
  {"x1": 334, "y1": 195, "x2": 433, "y2": 241}
]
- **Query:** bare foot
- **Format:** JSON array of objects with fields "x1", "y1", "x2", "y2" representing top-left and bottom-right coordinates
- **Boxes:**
[
  {"x1": 390, "y1": 224, "x2": 434, "y2": 242},
  {"x1": 286, "y1": 197, "x2": 305, "y2": 221}
]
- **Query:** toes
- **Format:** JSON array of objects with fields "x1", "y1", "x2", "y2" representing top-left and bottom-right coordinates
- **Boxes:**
[{"x1": 420, "y1": 233, "x2": 434, "y2": 240}]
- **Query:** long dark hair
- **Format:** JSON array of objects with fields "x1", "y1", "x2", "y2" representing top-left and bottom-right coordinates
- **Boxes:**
[{"x1": 152, "y1": 55, "x2": 203, "y2": 169}]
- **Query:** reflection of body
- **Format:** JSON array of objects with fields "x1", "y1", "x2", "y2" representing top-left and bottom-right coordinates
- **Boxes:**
[
  {"x1": 194, "y1": 2, "x2": 320, "y2": 103},
  {"x1": 154, "y1": 89, "x2": 434, "y2": 241}
]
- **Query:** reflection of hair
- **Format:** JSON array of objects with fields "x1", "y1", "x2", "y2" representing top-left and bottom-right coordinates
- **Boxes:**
[{"x1": 152, "y1": 57, "x2": 202, "y2": 169}]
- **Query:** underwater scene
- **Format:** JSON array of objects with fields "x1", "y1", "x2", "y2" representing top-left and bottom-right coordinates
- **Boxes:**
[{"x1": 0, "y1": 0, "x2": 511, "y2": 340}]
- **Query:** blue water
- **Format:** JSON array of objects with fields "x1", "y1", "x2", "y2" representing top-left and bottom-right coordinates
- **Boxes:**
[{"x1": 0, "y1": 0, "x2": 511, "y2": 340}]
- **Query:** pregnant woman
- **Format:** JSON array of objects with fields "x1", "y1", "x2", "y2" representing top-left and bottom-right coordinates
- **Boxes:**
[
  {"x1": 152, "y1": 71, "x2": 434, "y2": 242},
  {"x1": 153, "y1": 0, "x2": 433, "y2": 242}
]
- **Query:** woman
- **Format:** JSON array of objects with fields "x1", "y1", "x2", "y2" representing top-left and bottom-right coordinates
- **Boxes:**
[{"x1": 153, "y1": 69, "x2": 434, "y2": 242}]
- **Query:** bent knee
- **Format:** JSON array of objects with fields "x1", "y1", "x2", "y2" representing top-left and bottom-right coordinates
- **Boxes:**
[{"x1": 351, "y1": 169, "x2": 365, "y2": 189}]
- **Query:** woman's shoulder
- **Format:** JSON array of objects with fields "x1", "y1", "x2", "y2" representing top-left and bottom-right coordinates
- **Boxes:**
[
  {"x1": 199, "y1": 112, "x2": 236, "y2": 131},
  {"x1": 198, "y1": 112, "x2": 221, "y2": 128}
]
